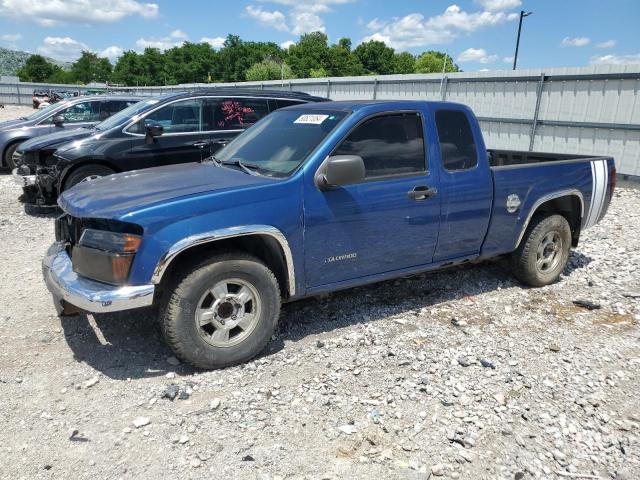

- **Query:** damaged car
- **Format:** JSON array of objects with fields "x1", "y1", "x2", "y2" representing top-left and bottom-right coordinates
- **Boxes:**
[{"x1": 16, "y1": 89, "x2": 327, "y2": 206}]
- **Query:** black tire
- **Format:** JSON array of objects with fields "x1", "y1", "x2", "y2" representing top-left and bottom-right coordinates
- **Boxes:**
[
  {"x1": 63, "y1": 164, "x2": 115, "y2": 192},
  {"x1": 3, "y1": 142, "x2": 21, "y2": 170},
  {"x1": 161, "y1": 252, "x2": 281, "y2": 369},
  {"x1": 511, "y1": 213, "x2": 571, "y2": 287}
]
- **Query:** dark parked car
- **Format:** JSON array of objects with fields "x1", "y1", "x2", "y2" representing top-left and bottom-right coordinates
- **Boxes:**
[
  {"x1": 17, "y1": 89, "x2": 327, "y2": 205},
  {"x1": 2, "y1": 94, "x2": 141, "y2": 171}
]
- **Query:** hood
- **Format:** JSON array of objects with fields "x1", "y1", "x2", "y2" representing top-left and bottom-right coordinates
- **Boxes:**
[
  {"x1": 0, "y1": 118, "x2": 29, "y2": 130},
  {"x1": 18, "y1": 127, "x2": 95, "y2": 153},
  {"x1": 58, "y1": 161, "x2": 276, "y2": 219}
]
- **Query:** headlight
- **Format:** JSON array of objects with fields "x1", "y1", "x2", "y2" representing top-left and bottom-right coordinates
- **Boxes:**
[{"x1": 72, "y1": 229, "x2": 142, "y2": 285}]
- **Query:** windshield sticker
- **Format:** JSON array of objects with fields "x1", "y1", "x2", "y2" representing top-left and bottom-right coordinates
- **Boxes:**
[{"x1": 294, "y1": 114, "x2": 329, "y2": 125}]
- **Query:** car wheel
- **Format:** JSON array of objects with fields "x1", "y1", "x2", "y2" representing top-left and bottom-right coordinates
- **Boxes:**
[
  {"x1": 510, "y1": 213, "x2": 571, "y2": 287},
  {"x1": 161, "y1": 252, "x2": 281, "y2": 369},
  {"x1": 63, "y1": 164, "x2": 115, "y2": 191},
  {"x1": 3, "y1": 142, "x2": 21, "y2": 170}
]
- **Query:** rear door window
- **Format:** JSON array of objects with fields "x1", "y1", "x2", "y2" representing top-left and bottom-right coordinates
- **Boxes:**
[
  {"x1": 213, "y1": 98, "x2": 269, "y2": 130},
  {"x1": 333, "y1": 113, "x2": 426, "y2": 179},
  {"x1": 434, "y1": 110, "x2": 478, "y2": 171}
]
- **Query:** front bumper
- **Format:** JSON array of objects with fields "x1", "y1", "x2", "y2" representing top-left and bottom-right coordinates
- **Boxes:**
[
  {"x1": 42, "y1": 242, "x2": 155, "y2": 314},
  {"x1": 12, "y1": 168, "x2": 37, "y2": 187}
]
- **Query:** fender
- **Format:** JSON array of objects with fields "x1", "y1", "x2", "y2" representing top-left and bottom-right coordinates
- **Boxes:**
[
  {"x1": 513, "y1": 189, "x2": 585, "y2": 249},
  {"x1": 150, "y1": 225, "x2": 296, "y2": 296}
]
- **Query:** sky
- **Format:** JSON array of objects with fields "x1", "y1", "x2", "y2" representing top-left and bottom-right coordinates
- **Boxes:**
[{"x1": 0, "y1": 0, "x2": 638, "y2": 70}]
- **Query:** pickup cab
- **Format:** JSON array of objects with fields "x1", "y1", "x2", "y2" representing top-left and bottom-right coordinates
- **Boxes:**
[{"x1": 42, "y1": 100, "x2": 616, "y2": 369}]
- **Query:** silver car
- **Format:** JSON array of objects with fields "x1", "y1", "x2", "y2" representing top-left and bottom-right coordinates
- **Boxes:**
[{"x1": 1, "y1": 95, "x2": 140, "y2": 170}]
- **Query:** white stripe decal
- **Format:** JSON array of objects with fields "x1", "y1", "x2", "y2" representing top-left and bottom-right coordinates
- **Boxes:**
[
  {"x1": 585, "y1": 160, "x2": 598, "y2": 228},
  {"x1": 594, "y1": 159, "x2": 608, "y2": 225},
  {"x1": 587, "y1": 160, "x2": 607, "y2": 228}
]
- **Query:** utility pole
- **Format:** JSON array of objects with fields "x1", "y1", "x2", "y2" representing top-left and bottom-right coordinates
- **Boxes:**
[{"x1": 513, "y1": 10, "x2": 533, "y2": 70}]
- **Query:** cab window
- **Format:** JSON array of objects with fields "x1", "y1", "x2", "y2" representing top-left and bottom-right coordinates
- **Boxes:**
[
  {"x1": 213, "y1": 98, "x2": 269, "y2": 130},
  {"x1": 434, "y1": 110, "x2": 478, "y2": 171},
  {"x1": 334, "y1": 113, "x2": 426, "y2": 179}
]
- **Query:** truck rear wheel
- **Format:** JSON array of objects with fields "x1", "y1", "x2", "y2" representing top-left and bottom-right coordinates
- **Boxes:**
[
  {"x1": 161, "y1": 253, "x2": 281, "y2": 369},
  {"x1": 510, "y1": 213, "x2": 571, "y2": 287}
]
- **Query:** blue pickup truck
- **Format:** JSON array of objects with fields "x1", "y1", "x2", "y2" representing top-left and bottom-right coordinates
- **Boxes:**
[{"x1": 43, "y1": 100, "x2": 615, "y2": 369}]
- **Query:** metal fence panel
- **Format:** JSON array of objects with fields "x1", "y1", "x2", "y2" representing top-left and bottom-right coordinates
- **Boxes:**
[{"x1": 1, "y1": 65, "x2": 639, "y2": 176}]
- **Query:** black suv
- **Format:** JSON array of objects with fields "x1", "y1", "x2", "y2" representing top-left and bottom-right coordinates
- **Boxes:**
[{"x1": 19, "y1": 89, "x2": 328, "y2": 205}]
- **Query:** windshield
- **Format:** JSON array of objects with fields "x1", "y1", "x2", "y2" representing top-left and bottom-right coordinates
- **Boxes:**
[
  {"x1": 214, "y1": 109, "x2": 347, "y2": 177},
  {"x1": 95, "y1": 97, "x2": 159, "y2": 131},
  {"x1": 23, "y1": 101, "x2": 68, "y2": 121}
]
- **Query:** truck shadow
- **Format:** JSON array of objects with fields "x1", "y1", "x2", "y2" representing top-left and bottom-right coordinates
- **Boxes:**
[{"x1": 59, "y1": 251, "x2": 592, "y2": 380}]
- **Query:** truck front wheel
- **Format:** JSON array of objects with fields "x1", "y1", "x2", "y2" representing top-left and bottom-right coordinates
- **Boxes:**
[
  {"x1": 161, "y1": 253, "x2": 281, "y2": 369},
  {"x1": 510, "y1": 214, "x2": 571, "y2": 287}
]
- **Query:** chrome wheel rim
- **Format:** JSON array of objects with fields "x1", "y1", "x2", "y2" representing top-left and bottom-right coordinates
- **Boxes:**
[
  {"x1": 536, "y1": 231, "x2": 563, "y2": 273},
  {"x1": 79, "y1": 175, "x2": 102, "y2": 184},
  {"x1": 195, "y1": 278, "x2": 261, "y2": 347}
]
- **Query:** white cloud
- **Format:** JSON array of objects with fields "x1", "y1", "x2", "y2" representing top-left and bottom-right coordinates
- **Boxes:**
[
  {"x1": 200, "y1": 37, "x2": 225, "y2": 49},
  {"x1": 136, "y1": 30, "x2": 188, "y2": 51},
  {"x1": 245, "y1": 6, "x2": 288, "y2": 31},
  {"x1": 99, "y1": 46, "x2": 124, "y2": 62},
  {"x1": 458, "y1": 47, "x2": 498, "y2": 64},
  {"x1": 37, "y1": 36, "x2": 89, "y2": 61},
  {"x1": 561, "y1": 36, "x2": 590, "y2": 47},
  {"x1": 290, "y1": 11, "x2": 325, "y2": 35},
  {"x1": 474, "y1": 0, "x2": 521, "y2": 11},
  {"x1": 247, "y1": 0, "x2": 353, "y2": 35},
  {"x1": 363, "y1": 5, "x2": 519, "y2": 50},
  {"x1": 1, "y1": 33, "x2": 22, "y2": 42},
  {"x1": 596, "y1": 39, "x2": 617, "y2": 49},
  {"x1": 366, "y1": 18, "x2": 384, "y2": 30},
  {"x1": 0, "y1": 0, "x2": 158, "y2": 26},
  {"x1": 590, "y1": 53, "x2": 640, "y2": 65},
  {"x1": 280, "y1": 40, "x2": 295, "y2": 49},
  {"x1": 503, "y1": 56, "x2": 514, "y2": 63}
]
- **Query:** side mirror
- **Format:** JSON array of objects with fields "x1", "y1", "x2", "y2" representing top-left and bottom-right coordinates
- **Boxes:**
[
  {"x1": 315, "y1": 155, "x2": 365, "y2": 190},
  {"x1": 52, "y1": 114, "x2": 65, "y2": 126},
  {"x1": 145, "y1": 125, "x2": 163, "y2": 145}
]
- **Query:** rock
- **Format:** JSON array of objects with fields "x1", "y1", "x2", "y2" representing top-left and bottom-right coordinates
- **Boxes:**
[
  {"x1": 132, "y1": 417, "x2": 150, "y2": 428},
  {"x1": 316, "y1": 340, "x2": 325, "y2": 348},
  {"x1": 338, "y1": 425, "x2": 357, "y2": 435},
  {"x1": 190, "y1": 458, "x2": 201, "y2": 468},
  {"x1": 457, "y1": 356, "x2": 472, "y2": 367},
  {"x1": 165, "y1": 372, "x2": 176, "y2": 379},
  {"x1": 84, "y1": 376, "x2": 99, "y2": 388},
  {"x1": 210, "y1": 398, "x2": 221, "y2": 410},
  {"x1": 480, "y1": 359, "x2": 495, "y2": 369},
  {"x1": 451, "y1": 318, "x2": 467, "y2": 327},
  {"x1": 549, "y1": 344, "x2": 561, "y2": 352},
  {"x1": 179, "y1": 435, "x2": 189, "y2": 444},
  {"x1": 552, "y1": 449, "x2": 566, "y2": 464},
  {"x1": 242, "y1": 455, "x2": 255, "y2": 462},
  {"x1": 514, "y1": 472, "x2": 525, "y2": 480},
  {"x1": 431, "y1": 464, "x2": 445, "y2": 476},
  {"x1": 161, "y1": 384, "x2": 179, "y2": 401},
  {"x1": 572, "y1": 299, "x2": 601, "y2": 310}
]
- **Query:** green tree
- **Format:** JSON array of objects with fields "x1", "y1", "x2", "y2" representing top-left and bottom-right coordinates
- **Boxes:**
[
  {"x1": 287, "y1": 32, "x2": 330, "y2": 78},
  {"x1": 139, "y1": 47, "x2": 167, "y2": 85},
  {"x1": 326, "y1": 37, "x2": 365, "y2": 77},
  {"x1": 393, "y1": 52, "x2": 416, "y2": 74},
  {"x1": 112, "y1": 51, "x2": 147, "y2": 86},
  {"x1": 216, "y1": 34, "x2": 283, "y2": 82},
  {"x1": 353, "y1": 40, "x2": 395, "y2": 75},
  {"x1": 309, "y1": 67, "x2": 329, "y2": 78},
  {"x1": 16, "y1": 55, "x2": 56, "y2": 82},
  {"x1": 70, "y1": 51, "x2": 112, "y2": 83},
  {"x1": 245, "y1": 59, "x2": 293, "y2": 81},
  {"x1": 414, "y1": 51, "x2": 459, "y2": 73}
]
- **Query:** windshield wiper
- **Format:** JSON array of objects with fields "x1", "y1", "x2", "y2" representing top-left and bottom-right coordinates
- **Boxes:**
[{"x1": 220, "y1": 159, "x2": 264, "y2": 176}]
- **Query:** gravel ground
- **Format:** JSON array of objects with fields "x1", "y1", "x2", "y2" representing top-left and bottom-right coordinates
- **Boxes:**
[
  {"x1": 0, "y1": 104, "x2": 639, "y2": 479},
  {"x1": 0, "y1": 104, "x2": 34, "y2": 121}
]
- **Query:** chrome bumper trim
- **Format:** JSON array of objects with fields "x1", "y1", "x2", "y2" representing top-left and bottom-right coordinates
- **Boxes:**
[
  {"x1": 12, "y1": 168, "x2": 36, "y2": 187},
  {"x1": 42, "y1": 242, "x2": 155, "y2": 314}
]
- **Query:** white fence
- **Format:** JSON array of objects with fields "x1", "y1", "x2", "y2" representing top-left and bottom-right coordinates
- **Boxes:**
[{"x1": 2, "y1": 65, "x2": 639, "y2": 176}]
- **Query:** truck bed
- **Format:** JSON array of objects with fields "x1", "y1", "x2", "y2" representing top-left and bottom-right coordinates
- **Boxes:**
[{"x1": 488, "y1": 149, "x2": 603, "y2": 168}]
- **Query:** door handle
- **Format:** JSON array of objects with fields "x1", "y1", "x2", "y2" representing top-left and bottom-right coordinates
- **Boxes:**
[
  {"x1": 212, "y1": 139, "x2": 231, "y2": 146},
  {"x1": 192, "y1": 141, "x2": 209, "y2": 149},
  {"x1": 408, "y1": 186, "x2": 438, "y2": 201}
]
